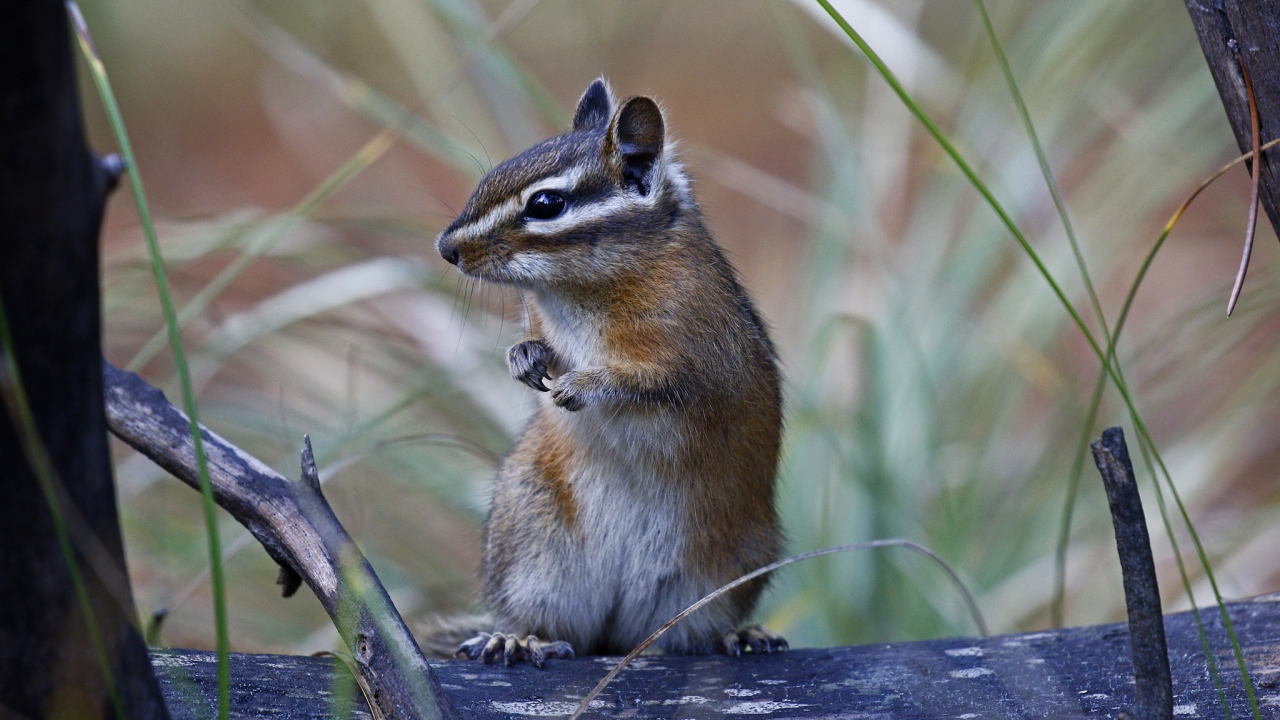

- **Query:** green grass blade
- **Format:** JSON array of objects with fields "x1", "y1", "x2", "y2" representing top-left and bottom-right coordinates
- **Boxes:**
[
  {"x1": 0, "y1": 294, "x2": 127, "y2": 720},
  {"x1": 972, "y1": 1, "x2": 1117, "y2": 630},
  {"x1": 237, "y1": 0, "x2": 477, "y2": 175},
  {"x1": 1135, "y1": 421, "x2": 1232, "y2": 718},
  {"x1": 330, "y1": 571, "x2": 359, "y2": 720},
  {"x1": 816, "y1": 2, "x2": 1261, "y2": 714},
  {"x1": 424, "y1": 0, "x2": 569, "y2": 129},
  {"x1": 236, "y1": 0, "x2": 525, "y2": 178},
  {"x1": 67, "y1": 3, "x2": 231, "y2": 718},
  {"x1": 1078, "y1": 203, "x2": 1238, "y2": 710},
  {"x1": 814, "y1": 0, "x2": 1100, "y2": 364},
  {"x1": 126, "y1": 127, "x2": 400, "y2": 371},
  {"x1": 1135, "y1": 417, "x2": 1260, "y2": 718},
  {"x1": 975, "y1": 0, "x2": 1109, "y2": 340},
  {"x1": 1104, "y1": 155, "x2": 1274, "y2": 718},
  {"x1": 337, "y1": 546, "x2": 445, "y2": 715},
  {"x1": 1102, "y1": 252, "x2": 1247, "y2": 717},
  {"x1": 1052, "y1": 368, "x2": 1105, "y2": 627}
]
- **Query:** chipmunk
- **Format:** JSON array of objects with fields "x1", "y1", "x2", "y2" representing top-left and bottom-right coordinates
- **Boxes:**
[{"x1": 433, "y1": 79, "x2": 785, "y2": 666}]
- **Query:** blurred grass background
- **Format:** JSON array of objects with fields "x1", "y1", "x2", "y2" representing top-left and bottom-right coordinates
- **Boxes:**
[{"x1": 80, "y1": 0, "x2": 1280, "y2": 654}]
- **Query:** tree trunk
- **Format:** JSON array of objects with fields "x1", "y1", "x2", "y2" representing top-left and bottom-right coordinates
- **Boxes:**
[{"x1": 0, "y1": 1, "x2": 170, "y2": 717}]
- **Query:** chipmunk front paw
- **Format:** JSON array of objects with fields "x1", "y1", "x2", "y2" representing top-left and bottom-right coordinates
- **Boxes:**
[
  {"x1": 717, "y1": 625, "x2": 788, "y2": 656},
  {"x1": 550, "y1": 370, "x2": 590, "y2": 411},
  {"x1": 508, "y1": 340, "x2": 552, "y2": 392},
  {"x1": 455, "y1": 632, "x2": 575, "y2": 668}
]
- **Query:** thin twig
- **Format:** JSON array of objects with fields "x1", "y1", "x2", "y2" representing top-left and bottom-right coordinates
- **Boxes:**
[
  {"x1": 566, "y1": 539, "x2": 985, "y2": 720},
  {"x1": 1228, "y1": 53, "x2": 1263, "y2": 317}
]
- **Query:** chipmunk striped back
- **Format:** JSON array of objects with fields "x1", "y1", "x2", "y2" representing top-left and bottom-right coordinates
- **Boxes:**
[{"x1": 435, "y1": 79, "x2": 785, "y2": 663}]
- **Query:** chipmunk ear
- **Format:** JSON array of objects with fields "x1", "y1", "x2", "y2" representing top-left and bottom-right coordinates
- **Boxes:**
[
  {"x1": 573, "y1": 79, "x2": 615, "y2": 132},
  {"x1": 608, "y1": 96, "x2": 665, "y2": 195}
]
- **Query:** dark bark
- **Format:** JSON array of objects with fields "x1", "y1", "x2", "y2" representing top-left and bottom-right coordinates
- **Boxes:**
[
  {"x1": 1184, "y1": 0, "x2": 1280, "y2": 237},
  {"x1": 150, "y1": 598, "x2": 1280, "y2": 719},
  {"x1": 104, "y1": 364, "x2": 460, "y2": 720},
  {"x1": 1092, "y1": 428, "x2": 1172, "y2": 720},
  {"x1": 0, "y1": 1, "x2": 169, "y2": 718}
]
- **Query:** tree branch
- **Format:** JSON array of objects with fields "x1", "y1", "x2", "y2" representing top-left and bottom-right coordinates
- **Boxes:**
[
  {"x1": 102, "y1": 361, "x2": 458, "y2": 720},
  {"x1": 1183, "y1": 0, "x2": 1280, "y2": 238}
]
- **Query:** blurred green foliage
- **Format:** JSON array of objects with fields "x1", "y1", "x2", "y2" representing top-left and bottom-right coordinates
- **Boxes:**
[{"x1": 84, "y1": 0, "x2": 1280, "y2": 656}]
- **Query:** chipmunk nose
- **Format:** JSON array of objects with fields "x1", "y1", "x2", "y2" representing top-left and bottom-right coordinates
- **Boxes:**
[{"x1": 437, "y1": 236, "x2": 461, "y2": 266}]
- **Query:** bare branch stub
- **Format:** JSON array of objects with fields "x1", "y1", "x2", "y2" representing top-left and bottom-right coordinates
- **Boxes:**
[
  {"x1": 1092, "y1": 426, "x2": 1172, "y2": 720},
  {"x1": 103, "y1": 361, "x2": 459, "y2": 720}
]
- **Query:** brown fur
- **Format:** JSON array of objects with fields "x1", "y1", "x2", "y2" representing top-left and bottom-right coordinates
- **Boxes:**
[{"x1": 525, "y1": 414, "x2": 579, "y2": 529}]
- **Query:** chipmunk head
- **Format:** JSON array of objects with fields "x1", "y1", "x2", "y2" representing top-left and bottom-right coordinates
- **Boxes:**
[{"x1": 436, "y1": 79, "x2": 692, "y2": 287}]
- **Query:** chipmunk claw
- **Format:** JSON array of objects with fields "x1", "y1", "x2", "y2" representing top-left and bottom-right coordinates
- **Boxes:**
[
  {"x1": 551, "y1": 388, "x2": 585, "y2": 411},
  {"x1": 455, "y1": 632, "x2": 575, "y2": 668},
  {"x1": 454, "y1": 633, "x2": 490, "y2": 660},
  {"x1": 524, "y1": 637, "x2": 575, "y2": 668},
  {"x1": 718, "y1": 625, "x2": 788, "y2": 656},
  {"x1": 550, "y1": 371, "x2": 588, "y2": 411},
  {"x1": 508, "y1": 340, "x2": 552, "y2": 392}
]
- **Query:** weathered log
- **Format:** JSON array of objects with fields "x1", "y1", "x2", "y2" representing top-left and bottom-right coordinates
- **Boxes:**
[
  {"x1": 103, "y1": 363, "x2": 459, "y2": 720},
  {"x1": 1183, "y1": 0, "x2": 1280, "y2": 236},
  {"x1": 0, "y1": 1, "x2": 169, "y2": 716},
  {"x1": 151, "y1": 597, "x2": 1280, "y2": 719}
]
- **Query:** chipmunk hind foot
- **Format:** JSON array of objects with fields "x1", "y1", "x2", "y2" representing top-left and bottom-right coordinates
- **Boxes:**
[
  {"x1": 687, "y1": 625, "x2": 788, "y2": 657},
  {"x1": 415, "y1": 612, "x2": 495, "y2": 658},
  {"x1": 456, "y1": 631, "x2": 575, "y2": 668}
]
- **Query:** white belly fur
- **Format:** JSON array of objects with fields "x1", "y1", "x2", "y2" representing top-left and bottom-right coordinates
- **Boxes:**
[{"x1": 501, "y1": 406, "x2": 736, "y2": 653}]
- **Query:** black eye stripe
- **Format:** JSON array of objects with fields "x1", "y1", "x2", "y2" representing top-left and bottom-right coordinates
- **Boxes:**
[{"x1": 524, "y1": 190, "x2": 566, "y2": 220}]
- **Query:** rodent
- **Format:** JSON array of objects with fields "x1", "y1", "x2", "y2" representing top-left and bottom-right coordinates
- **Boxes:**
[{"x1": 433, "y1": 79, "x2": 785, "y2": 666}]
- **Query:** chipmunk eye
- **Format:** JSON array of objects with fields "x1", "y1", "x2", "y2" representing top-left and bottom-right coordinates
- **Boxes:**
[{"x1": 524, "y1": 191, "x2": 566, "y2": 220}]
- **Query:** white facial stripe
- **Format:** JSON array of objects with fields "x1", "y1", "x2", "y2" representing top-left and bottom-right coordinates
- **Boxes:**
[
  {"x1": 448, "y1": 167, "x2": 588, "y2": 241},
  {"x1": 452, "y1": 157, "x2": 676, "y2": 240},
  {"x1": 521, "y1": 195, "x2": 634, "y2": 235},
  {"x1": 519, "y1": 167, "x2": 586, "y2": 207},
  {"x1": 450, "y1": 196, "x2": 521, "y2": 241}
]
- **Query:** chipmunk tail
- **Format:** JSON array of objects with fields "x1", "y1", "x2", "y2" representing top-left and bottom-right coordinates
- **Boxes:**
[{"x1": 415, "y1": 612, "x2": 495, "y2": 658}]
